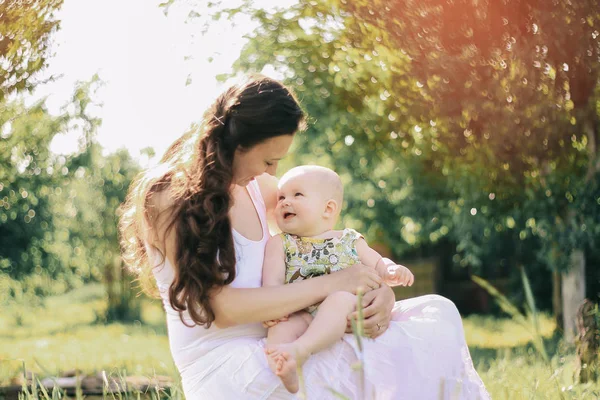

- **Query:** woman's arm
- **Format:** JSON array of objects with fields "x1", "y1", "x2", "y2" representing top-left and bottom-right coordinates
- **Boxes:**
[
  {"x1": 211, "y1": 271, "x2": 370, "y2": 328},
  {"x1": 212, "y1": 254, "x2": 382, "y2": 327},
  {"x1": 149, "y1": 191, "x2": 383, "y2": 328}
]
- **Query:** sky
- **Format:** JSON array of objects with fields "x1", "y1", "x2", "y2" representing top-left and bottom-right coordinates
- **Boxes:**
[{"x1": 35, "y1": 0, "x2": 290, "y2": 162}]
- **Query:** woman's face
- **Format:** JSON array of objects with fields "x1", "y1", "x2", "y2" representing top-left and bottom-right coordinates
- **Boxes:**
[{"x1": 232, "y1": 134, "x2": 294, "y2": 186}]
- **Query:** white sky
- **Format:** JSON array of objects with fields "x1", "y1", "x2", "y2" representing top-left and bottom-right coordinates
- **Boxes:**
[{"x1": 34, "y1": 0, "x2": 291, "y2": 162}]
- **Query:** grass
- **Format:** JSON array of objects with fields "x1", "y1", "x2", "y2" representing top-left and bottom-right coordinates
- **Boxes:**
[
  {"x1": 1, "y1": 284, "x2": 600, "y2": 399},
  {"x1": 0, "y1": 284, "x2": 177, "y2": 397}
]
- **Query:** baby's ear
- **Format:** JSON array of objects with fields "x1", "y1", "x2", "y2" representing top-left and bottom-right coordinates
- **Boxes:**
[{"x1": 323, "y1": 199, "x2": 338, "y2": 219}]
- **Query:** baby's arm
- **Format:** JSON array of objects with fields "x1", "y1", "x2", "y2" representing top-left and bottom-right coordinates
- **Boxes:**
[
  {"x1": 355, "y1": 238, "x2": 414, "y2": 287},
  {"x1": 262, "y1": 235, "x2": 289, "y2": 326},
  {"x1": 263, "y1": 234, "x2": 286, "y2": 286}
]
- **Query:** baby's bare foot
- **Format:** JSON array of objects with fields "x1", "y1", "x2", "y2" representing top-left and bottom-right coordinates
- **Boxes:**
[
  {"x1": 266, "y1": 343, "x2": 308, "y2": 393},
  {"x1": 264, "y1": 347, "x2": 280, "y2": 376}
]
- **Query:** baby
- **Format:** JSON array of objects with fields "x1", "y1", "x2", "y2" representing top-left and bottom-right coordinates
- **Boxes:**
[{"x1": 262, "y1": 165, "x2": 414, "y2": 393}]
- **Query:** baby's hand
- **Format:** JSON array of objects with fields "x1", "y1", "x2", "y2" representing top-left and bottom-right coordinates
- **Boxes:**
[
  {"x1": 262, "y1": 315, "x2": 289, "y2": 328},
  {"x1": 386, "y1": 265, "x2": 414, "y2": 287}
]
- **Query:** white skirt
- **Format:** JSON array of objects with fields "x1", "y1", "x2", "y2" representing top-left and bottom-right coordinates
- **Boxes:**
[{"x1": 182, "y1": 295, "x2": 490, "y2": 400}]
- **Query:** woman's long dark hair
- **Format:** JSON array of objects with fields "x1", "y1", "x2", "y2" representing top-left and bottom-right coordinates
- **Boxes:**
[{"x1": 118, "y1": 75, "x2": 306, "y2": 327}]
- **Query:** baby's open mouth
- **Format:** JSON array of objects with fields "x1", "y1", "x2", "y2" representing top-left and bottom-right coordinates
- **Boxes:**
[{"x1": 283, "y1": 212, "x2": 296, "y2": 220}]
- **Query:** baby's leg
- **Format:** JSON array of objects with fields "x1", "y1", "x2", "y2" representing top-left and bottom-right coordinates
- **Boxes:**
[
  {"x1": 266, "y1": 311, "x2": 312, "y2": 347},
  {"x1": 265, "y1": 311, "x2": 312, "y2": 391},
  {"x1": 268, "y1": 292, "x2": 356, "y2": 393},
  {"x1": 294, "y1": 291, "x2": 356, "y2": 356}
]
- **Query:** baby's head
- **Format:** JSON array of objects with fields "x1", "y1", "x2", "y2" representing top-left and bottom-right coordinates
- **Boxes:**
[{"x1": 276, "y1": 165, "x2": 343, "y2": 236}]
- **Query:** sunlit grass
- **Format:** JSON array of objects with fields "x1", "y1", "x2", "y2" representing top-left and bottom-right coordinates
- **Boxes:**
[
  {"x1": 2, "y1": 284, "x2": 600, "y2": 399},
  {"x1": 1, "y1": 324, "x2": 173, "y2": 380},
  {"x1": 478, "y1": 352, "x2": 600, "y2": 399},
  {"x1": 463, "y1": 313, "x2": 556, "y2": 348},
  {"x1": 0, "y1": 284, "x2": 173, "y2": 390}
]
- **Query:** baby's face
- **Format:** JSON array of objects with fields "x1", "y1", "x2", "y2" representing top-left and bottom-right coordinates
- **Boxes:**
[{"x1": 275, "y1": 174, "x2": 329, "y2": 236}]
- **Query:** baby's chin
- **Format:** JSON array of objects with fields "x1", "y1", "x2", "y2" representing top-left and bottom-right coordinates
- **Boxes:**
[
  {"x1": 280, "y1": 227, "x2": 310, "y2": 236},
  {"x1": 277, "y1": 221, "x2": 310, "y2": 236}
]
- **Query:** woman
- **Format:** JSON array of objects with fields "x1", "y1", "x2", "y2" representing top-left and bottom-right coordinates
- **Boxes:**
[{"x1": 119, "y1": 75, "x2": 489, "y2": 399}]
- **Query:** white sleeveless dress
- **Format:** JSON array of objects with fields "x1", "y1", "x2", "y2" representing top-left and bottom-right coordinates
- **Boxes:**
[{"x1": 150, "y1": 180, "x2": 490, "y2": 399}]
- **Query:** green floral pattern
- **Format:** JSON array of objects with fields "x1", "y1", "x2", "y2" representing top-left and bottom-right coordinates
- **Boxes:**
[
  {"x1": 281, "y1": 228, "x2": 363, "y2": 314},
  {"x1": 282, "y1": 228, "x2": 363, "y2": 284}
]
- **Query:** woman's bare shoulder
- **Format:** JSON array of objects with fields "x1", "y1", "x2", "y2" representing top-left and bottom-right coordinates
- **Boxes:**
[
  {"x1": 148, "y1": 187, "x2": 175, "y2": 212},
  {"x1": 256, "y1": 173, "x2": 278, "y2": 212},
  {"x1": 144, "y1": 186, "x2": 177, "y2": 247}
]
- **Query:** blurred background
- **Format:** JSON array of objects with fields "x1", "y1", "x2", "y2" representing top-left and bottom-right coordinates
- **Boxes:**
[{"x1": 1, "y1": 0, "x2": 599, "y2": 399}]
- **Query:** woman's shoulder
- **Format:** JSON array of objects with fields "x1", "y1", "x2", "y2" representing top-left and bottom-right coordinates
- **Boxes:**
[
  {"x1": 255, "y1": 173, "x2": 278, "y2": 212},
  {"x1": 140, "y1": 163, "x2": 178, "y2": 222},
  {"x1": 147, "y1": 187, "x2": 176, "y2": 225},
  {"x1": 148, "y1": 187, "x2": 175, "y2": 210},
  {"x1": 144, "y1": 186, "x2": 177, "y2": 248}
]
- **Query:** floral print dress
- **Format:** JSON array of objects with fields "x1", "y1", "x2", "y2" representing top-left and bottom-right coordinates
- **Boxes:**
[{"x1": 282, "y1": 228, "x2": 363, "y2": 315}]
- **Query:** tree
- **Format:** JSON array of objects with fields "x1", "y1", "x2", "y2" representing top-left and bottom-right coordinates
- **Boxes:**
[
  {"x1": 0, "y1": 0, "x2": 64, "y2": 102},
  {"x1": 343, "y1": 0, "x2": 600, "y2": 341},
  {"x1": 0, "y1": 2, "x2": 143, "y2": 318},
  {"x1": 0, "y1": 78, "x2": 140, "y2": 303},
  {"x1": 181, "y1": 1, "x2": 600, "y2": 334}
]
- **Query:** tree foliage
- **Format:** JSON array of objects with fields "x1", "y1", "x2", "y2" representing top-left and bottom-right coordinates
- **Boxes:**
[
  {"x1": 0, "y1": 2, "x2": 143, "y2": 311},
  {"x1": 0, "y1": 79, "x2": 140, "y2": 302},
  {"x1": 343, "y1": 0, "x2": 600, "y2": 270},
  {"x1": 184, "y1": 0, "x2": 600, "y2": 298},
  {"x1": 0, "y1": 0, "x2": 64, "y2": 102}
]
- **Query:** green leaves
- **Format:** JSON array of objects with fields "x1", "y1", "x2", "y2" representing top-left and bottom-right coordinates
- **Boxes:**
[
  {"x1": 184, "y1": 0, "x2": 599, "y2": 282},
  {"x1": 0, "y1": 78, "x2": 140, "y2": 301},
  {"x1": 0, "y1": 0, "x2": 64, "y2": 102}
]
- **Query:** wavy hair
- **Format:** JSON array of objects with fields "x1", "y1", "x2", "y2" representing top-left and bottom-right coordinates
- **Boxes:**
[{"x1": 118, "y1": 75, "x2": 306, "y2": 327}]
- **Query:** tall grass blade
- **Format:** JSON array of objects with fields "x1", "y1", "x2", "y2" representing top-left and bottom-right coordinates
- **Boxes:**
[
  {"x1": 353, "y1": 289, "x2": 365, "y2": 351},
  {"x1": 37, "y1": 377, "x2": 51, "y2": 399},
  {"x1": 520, "y1": 266, "x2": 549, "y2": 363},
  {"x1": 473, "y1": 273, "x2": 564, "y2": 400},
  {"x1": 326, "y1": 388, "x2": 351, "y2": 399},
  {"x1": 471, "y1": 275, "x2": 529, "y2": 329},
  {"x1": 20, "y1": 361, "x2": 31, "y2": 398},
  {"x1": 354, "y1": 290, "x2": 366, "y2": 400},
  {"x1": 75, "y1": 369, "x2": 83, "y2": 400},
  {"x1": 296, "y1": 364, "x2": 307, "y2": 400},
  {"x1": 31, "y1": 372, "x2": 38, "y2": 400},
  {"x1": 51, "y1": 385, "x2": 62, "y2": 400}
]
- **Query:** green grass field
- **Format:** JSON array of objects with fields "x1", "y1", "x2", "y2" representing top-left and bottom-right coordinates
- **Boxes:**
[{"x1": 1, "y1": 284, "x2": 599, "y2": 399}]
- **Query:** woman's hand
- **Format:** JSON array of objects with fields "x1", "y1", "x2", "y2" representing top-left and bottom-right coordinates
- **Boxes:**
[
  {"x1": 334, "y1": 264, "x2": 383, "y2": 294},
  {"x1": 345, "y1": 284, "x2": 395, "y2": 339}
]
